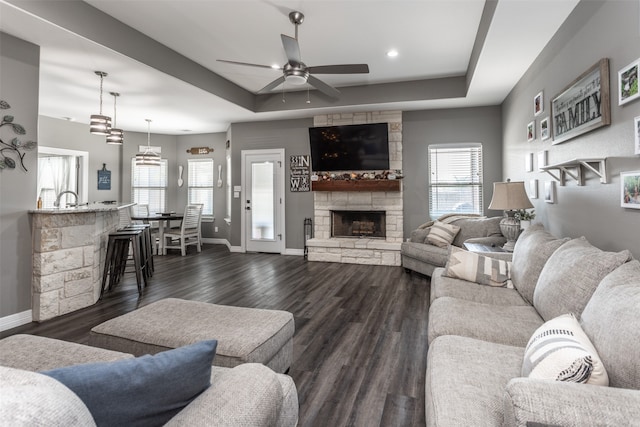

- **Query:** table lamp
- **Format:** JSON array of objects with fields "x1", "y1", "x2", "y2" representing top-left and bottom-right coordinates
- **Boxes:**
[{"x1": 488, "y1": 180, "x2": 534, "y2": 251}]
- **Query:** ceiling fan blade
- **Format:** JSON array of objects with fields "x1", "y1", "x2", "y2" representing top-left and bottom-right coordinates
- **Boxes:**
[
  {"x1": 308, "y1": 75, "x2": 340, "y2": 98},
  {"x1": 258, "y1": 76, "x2": 286, "y2": 94},
  {"x1": 308, "y1": 64, "x2": 370, "y2": 74},
  {"x1": 281, "y1": 34, "x2": 301, "y2": 64},
  {"x1": 217, "y1": 59, "x2": 279, "y2": 70}
]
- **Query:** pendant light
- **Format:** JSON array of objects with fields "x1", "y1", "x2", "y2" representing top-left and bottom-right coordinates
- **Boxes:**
[
  {"x1": 135, "y1": 119, "x2": 161, "y2": 166},
  {"x1": 106, "y1": 92, "x2": 124, "y2": 145},
  {"x1": 89, "y1": 71, "x2": 112, "y2": 135}
]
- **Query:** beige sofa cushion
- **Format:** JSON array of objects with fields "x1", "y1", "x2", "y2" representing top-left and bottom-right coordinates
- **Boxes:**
[
  {"x1": 533, "y1": 237, "x2": 631, "y2": 322},
  {"x1": 511, "y1": 224, "x2": 569, "y2": 305},
  {"x1": 581, "y1": 260, "x2": 640, "y2": 389}
]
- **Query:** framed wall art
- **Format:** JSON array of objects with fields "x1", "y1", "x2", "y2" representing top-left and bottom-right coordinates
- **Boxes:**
[
  {"x1": 635, "y1": 115, "x2": 640, "y2": 155},
  {"x1": 618, "y1": 59, "x2": 639, "y2": 106},
  {"x1": 540, "y1": 117, "x2": 550, "y2": 140},
  {"x1": 551, "y1": 58, "x2": 610, "y2": 145},
  {"x1": 525, "y1": 152, "x2": 533, "y2": 172},
  {"x1": 534, "y1": 91, "x2": 544, "y2": 116},
  {"x1": 527, "y1": 121, "x2": 535, "y2": 142},
  {"x1": 544, "y1": 181, "x2": 555, "y2": 204},
  {"x1": 621, "y1": 171, "x2": 640, "y2": 209},
  {"x1": 529, "y1": 179, "x2": 538, "y2": 199},
  {"x1": 537, "y1": 150, "x2": 548, "y2": 171}
]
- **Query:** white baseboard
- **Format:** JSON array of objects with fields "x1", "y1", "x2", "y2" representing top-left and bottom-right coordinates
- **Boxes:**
[
  {"x1": 0, "y1": 310, "x2": 32, "y2": 332},
  {"x1": 283, "y1": 248, "x2": 304, "y2": 256},
  {"x1": 229, "y1": 245, "x2": 243, "y2": 253},
  {"x1": 202, "y1": 238, "x2": 229, "y2": 245}
]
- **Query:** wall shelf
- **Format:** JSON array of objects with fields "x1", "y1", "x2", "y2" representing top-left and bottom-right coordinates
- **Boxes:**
[
  {"x1": 311, "y1": 179, "x2": 401, "y2": 192},
  {"x1": 539, "y1": 158, "x2": 607, "y2": 186}
]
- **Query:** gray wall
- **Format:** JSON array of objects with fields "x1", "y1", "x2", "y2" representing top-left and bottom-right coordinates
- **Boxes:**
[
  {"x1": 176, "y1": 133, "x2": 228, "y2": 239},
  {"x1": 502, "y1": 0, "x2": 640, "y2": 259},
  {"x1": 403, "y1": 106, "x2": 503, "y2": 233},
  {"x1": 0, "y1": 32, "x2": 39, "y2": 318},
  {"x1": 39, "y1": 116, "x2": 122, "y2": 203},
  {"x1": 229, "y1": 118, "x2": 315, "y2": 249}
]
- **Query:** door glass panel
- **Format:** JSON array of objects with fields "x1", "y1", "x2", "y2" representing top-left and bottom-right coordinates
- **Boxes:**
[{"x1": 251, "y1": 161, "x2": 274, "y2": 240}]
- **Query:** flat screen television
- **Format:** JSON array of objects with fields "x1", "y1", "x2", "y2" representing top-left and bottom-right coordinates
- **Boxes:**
[{"x1": 309, "y1": 123, "x2": 390, "y2": 172}]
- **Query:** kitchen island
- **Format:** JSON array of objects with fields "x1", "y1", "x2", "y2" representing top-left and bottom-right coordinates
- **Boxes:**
[{"x1": 29, "y1": 203, "x2": 134, "y2": 321}]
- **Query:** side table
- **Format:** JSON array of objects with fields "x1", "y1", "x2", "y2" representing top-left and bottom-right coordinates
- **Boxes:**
[{"x1": 463, "y1": 242, "x2": 508, "y2": 253}]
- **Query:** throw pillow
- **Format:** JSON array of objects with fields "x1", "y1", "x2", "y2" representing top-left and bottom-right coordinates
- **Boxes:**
[
  {"x1": 510, "y1": 224, "x2": 569, "y2": 305},
  {"x1": 533, "y1": 237, "x2": 632, "y2": 322},
  {"x1": 443, "y1": 246, "x2": 513, "y2": 288},
  {"x1": 0, "y1": 366, "x2": 97, "y2": 427},
  {"x1": 409, "y1": 228, "x2": 430, "y2": 243},
  {"x1": 426, "y1": 221, "x2": 461, "y2": 248},
  {"x1": 42, "y1": 340, "x2": 217, "y2": 427},
  {"x1": 522, "y1": 314, "x2": 608, "y2": 386}
]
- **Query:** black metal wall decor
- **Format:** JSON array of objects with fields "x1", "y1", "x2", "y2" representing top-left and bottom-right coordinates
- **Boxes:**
[
  {"x1": 0, "y1": 100, "x2": 37, "y2": 171},
  {"x1": 98, "y1": 163, "x2": 111, "y2": 190}
]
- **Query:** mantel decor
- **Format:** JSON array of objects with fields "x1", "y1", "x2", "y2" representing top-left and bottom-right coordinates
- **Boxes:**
[
  {"x1": 551, "y1": 58, "x2": 610, "y2": 145},
  {"x1": 0, "y1": 100, "x2": 37, "y2": 171}
]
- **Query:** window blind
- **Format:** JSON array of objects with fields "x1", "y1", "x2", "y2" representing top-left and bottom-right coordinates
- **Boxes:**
[
  {"x1": 428, "y1": 143, "x2": 483, "y2": 218},
  {"x1": 131, "y1": 158, "x2": 168, "y2": 214},
  {"x1": 188, "y1": 158, "x2": 214, "y2": 217}
]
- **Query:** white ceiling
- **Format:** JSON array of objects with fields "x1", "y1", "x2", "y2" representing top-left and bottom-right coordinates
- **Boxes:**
[{"x1": 0, "y1": 0, "x2": 579, "y2": 135}]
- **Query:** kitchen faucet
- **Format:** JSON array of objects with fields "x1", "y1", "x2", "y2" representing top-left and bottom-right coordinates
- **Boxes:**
[{"x1": 54, "y1": 190, "x2": 78, "y2": 208}]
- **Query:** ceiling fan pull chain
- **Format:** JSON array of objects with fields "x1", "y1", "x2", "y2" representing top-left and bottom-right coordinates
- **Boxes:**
[{"x1": 282, "y1": 81, "x2": 286, "y2": 103}]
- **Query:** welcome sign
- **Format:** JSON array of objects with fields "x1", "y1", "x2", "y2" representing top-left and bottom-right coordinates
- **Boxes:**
[{"x1": 551, "y1": 58, "x2": 610, "y2": 145}]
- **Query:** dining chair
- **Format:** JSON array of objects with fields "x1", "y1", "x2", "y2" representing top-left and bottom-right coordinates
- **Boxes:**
[{"x1": 163, "y1": 204, "x2": 203, "y2": 256}]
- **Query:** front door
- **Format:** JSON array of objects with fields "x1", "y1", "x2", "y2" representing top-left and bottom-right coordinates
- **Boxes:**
[{"x1": 242, "y1": 149, "x2": 285, "y2": 253}]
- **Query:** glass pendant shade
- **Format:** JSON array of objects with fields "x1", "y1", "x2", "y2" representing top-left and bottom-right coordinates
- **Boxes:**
[
  {"x1": 90, "y1": 71, "x2": 112, "y2": 135},
  {"x1": 106, "y1": 92, "x2": 124, "y2": 145},
  {"x1": 136, "y1": 119, "x2": 161, "y2": 166}
]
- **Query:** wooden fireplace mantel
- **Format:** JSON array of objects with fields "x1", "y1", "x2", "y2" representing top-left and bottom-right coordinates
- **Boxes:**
[{"x1": 311, "y1": 179, "x2": 401, "y2": 192}]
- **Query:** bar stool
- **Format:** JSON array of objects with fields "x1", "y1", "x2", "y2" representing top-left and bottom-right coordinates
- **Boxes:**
[
  {"x1": 120, "y1": 223, "x2": 154, "y2": 278},
  {"x1": 100, "y1": 229, "x2": 146, "y2": 297}
]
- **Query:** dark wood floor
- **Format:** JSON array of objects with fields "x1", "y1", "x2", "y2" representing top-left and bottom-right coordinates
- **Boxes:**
[{"x1": 1, "y1": 244, "x2": 431, "y2": 427}]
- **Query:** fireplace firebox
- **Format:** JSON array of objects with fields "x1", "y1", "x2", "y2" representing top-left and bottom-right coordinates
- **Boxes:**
[{"x1": 331, "y1": 210, "x2": 386, "y2": 238}]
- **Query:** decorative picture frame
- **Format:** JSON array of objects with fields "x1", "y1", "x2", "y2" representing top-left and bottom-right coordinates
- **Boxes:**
[
  {"x1": 544, "y1": 181, "x2": 555, "y2": 204},
  {"x1": 635, "y1": 116, "x2": 640, "y2": 155},
  {"x1": 537, "y1": 150, "x2": 548, "y2": 171},
  {"x1": 529, "y1": 179, "x2": 539, "y2": 199},
  {"x1": 540, "y1": 117, "x2": 550, "y2": 140},
  {"x1": 618, "y1": 59, "x2": 639, "y2": 106},
  {"x1": 621, "y1": 171, "x2": 640, "y2": 209},
  {"x1": 527, "y1": 121, "x2": 535, "y2": 142},
  {"x1": 534, "y1": 91, "x2": 544, "y2": 116},
  {"x1": 551, "y1": 58, "x2": 610, "y2": 145},
  {"x1": 525, "y1": 153, "x2": 533, "y2": 172}
]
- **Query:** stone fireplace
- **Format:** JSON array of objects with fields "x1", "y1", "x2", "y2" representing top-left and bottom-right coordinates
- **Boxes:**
[
  {"x1": 332, "y1": 210, "x2": 386, "y2": 238},
  {"x1": 306, "y1": 111, "x2": 403, "y2": 266}
]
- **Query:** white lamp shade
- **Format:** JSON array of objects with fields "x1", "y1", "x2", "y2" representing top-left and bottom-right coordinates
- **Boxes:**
[{"x1": 488, "y1": 181, "x2": 534, "y2": 211}]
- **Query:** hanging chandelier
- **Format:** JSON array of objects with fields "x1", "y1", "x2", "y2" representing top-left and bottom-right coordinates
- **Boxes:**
[
  {"x1": 135, "y1": 119, "x2": 161, "y2": 166},
  {"x1": 89, "y1": 71, "x2": 112, "y2": 135},
  {"x1": 106, "y1": 92, "x2": 124, "y2": 145}
]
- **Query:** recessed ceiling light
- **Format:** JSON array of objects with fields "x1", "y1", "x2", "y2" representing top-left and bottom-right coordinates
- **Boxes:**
[
  {"x1": 271, "y1": 64, "x2": 280, "y2": 69},
  {"x1": 386, "y1": 50, "x2": 399, "y2": 58}
]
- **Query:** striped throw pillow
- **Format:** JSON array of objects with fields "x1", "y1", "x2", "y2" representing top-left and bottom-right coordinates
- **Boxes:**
[
  {"x1": 522, "y1": 314, "x2": 608, "y2": 386},
  {"x1": 444, "y1": 246, "x2": 513, "y2": 287},
  {"x1": 426, "y1": 221, "x2": 460, "y2": 248}
]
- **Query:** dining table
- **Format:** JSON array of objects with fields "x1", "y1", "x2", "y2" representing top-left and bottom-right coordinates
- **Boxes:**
[{"x1": 131, "y1": 213, "x2": 183, "y2": 255}]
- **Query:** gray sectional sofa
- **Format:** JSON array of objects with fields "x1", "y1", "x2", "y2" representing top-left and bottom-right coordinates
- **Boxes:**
[
  {"x1": 425, "y1": 223, "x2": 640, "y2": 426},
  {"x1": 401, "y1": 215, "x2": 506, "y2": 276},
  {"x1": 0, "y1": 334, "x2": 298, "y2": 426}
]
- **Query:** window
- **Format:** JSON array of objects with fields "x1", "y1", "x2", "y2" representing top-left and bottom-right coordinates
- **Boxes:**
[
  {"x1": 131, "y1": 158, "x2": 168, "y2": 214},
  {"x1": 428, "y1": 143, "x2": 483, "y2": 218},
  {"x1": 188, "y1": 158, "x2": 214, "y2": 218}
]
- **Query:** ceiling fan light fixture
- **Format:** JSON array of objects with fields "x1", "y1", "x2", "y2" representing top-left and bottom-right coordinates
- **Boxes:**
[
  {"x1": 285, "y1": 74, "x2": 308, "y2": 85},
  {"x1": 89, "y1": 71, "x2": 112, "y2": 135}
]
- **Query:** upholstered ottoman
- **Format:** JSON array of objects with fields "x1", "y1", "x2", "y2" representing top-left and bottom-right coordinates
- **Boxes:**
[{"x1": 88, "y1": 298, "x2": 294, "y2": 373}]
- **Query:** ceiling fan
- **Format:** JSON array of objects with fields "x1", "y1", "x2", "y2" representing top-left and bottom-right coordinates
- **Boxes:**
[{"x1": 217, "y1": 11, "x2": 369, "y2": 98}]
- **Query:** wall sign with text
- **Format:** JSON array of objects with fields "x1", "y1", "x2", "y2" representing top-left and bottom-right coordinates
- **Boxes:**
[
  {"x1": 551, "y1": 58, "x2": 610, "y2": 145},
  {"x1": 290, "y1": 155, "x2": 310, "y2": 192},
  {"x1": 97, "y1": 163, "x2": 111, "y2": 190}
]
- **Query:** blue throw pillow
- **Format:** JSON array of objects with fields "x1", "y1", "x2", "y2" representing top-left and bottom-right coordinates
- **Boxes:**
[{"x1": 41, "y1": 340, "x2": 217, "y2": 427}]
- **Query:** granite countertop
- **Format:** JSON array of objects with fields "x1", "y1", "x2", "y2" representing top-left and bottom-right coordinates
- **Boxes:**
[{"x1": 29, "y1": 202, "x2": 135, "y2": 214}]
